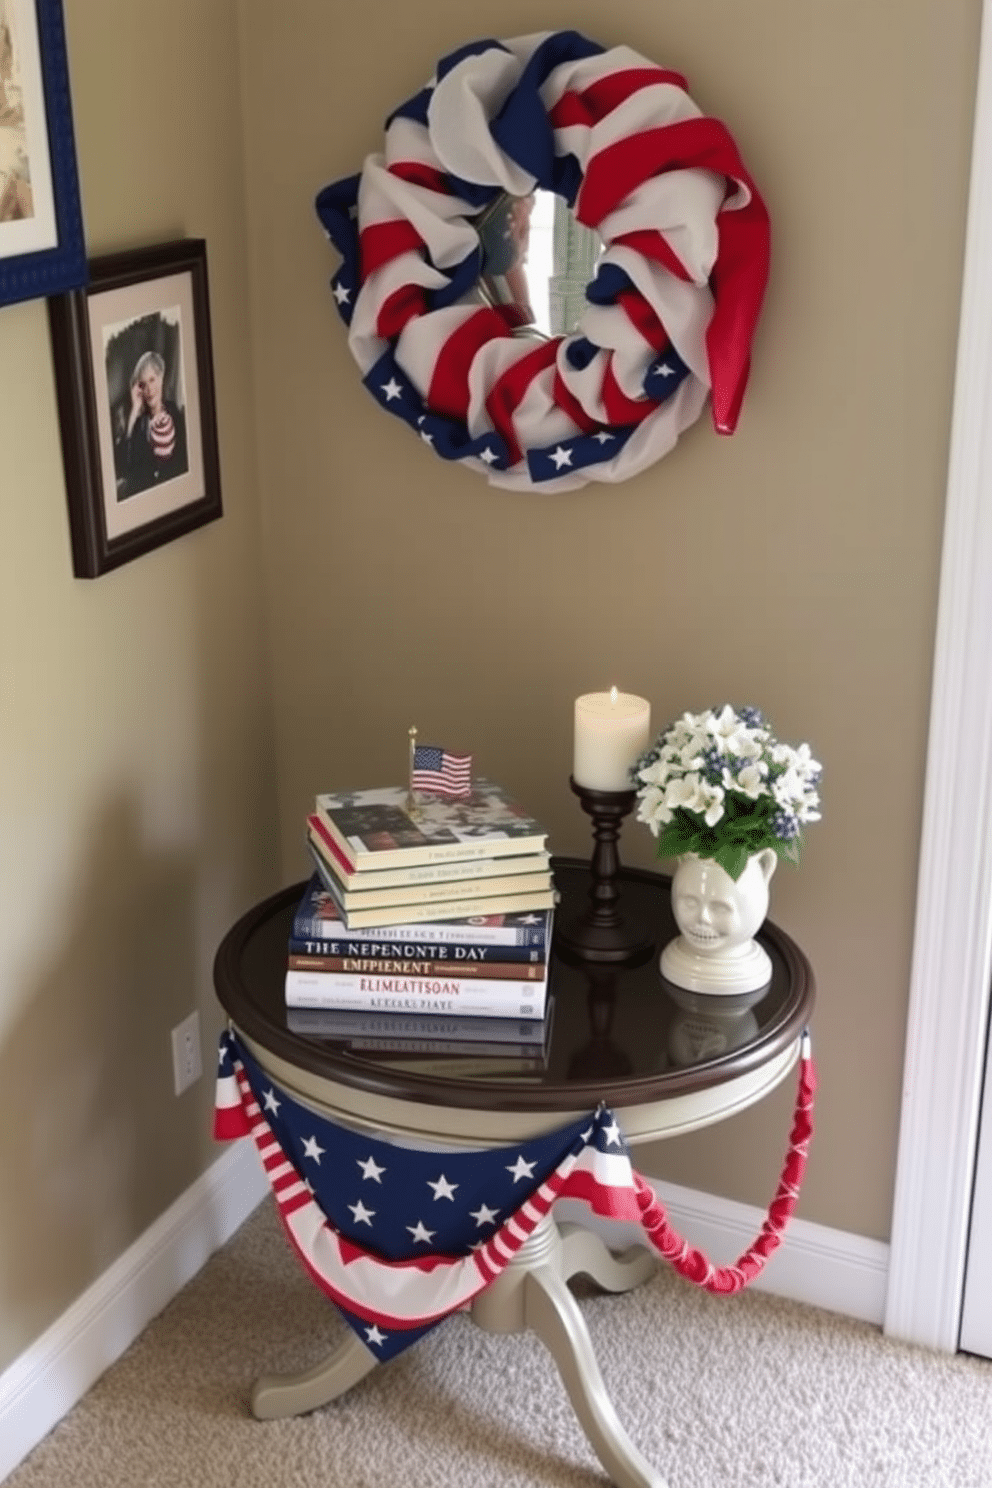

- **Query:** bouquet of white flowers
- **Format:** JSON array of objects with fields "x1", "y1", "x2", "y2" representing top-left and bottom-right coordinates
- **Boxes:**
[{"x1": 633, "y1": 705, "x2": 822, "y2": 881}]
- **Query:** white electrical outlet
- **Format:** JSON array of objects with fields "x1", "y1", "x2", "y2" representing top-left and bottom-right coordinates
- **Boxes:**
[{"x1": 171, "y1": 1010, "x2": 203, "y2": 1096}]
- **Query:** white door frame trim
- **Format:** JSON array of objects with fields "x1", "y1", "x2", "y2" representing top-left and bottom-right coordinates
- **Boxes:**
[{"x1": 884, "y1": 0, "x2": 992, "y2": 1350}]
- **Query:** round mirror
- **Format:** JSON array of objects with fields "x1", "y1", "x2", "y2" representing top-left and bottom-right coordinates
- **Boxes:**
[
  {"x1": 477, "y1": 190, "x2": 603, "y2": 338},
  {"x1": 315, "y1": 31, "x2": 770, "y2": 491}
]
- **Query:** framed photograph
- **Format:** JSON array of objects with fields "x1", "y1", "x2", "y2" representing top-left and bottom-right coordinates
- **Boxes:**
[
  {"x1": 48, "y1": 238, "x2": 222, "y2": 577},
  {"x1": 0, "y1": 0, "x2": 87, "y2": 306}
]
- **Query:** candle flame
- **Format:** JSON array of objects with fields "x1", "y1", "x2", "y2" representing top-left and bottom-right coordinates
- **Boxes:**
[{"x1": 609, "y1": 686, "x2": 618, "y2": 705}]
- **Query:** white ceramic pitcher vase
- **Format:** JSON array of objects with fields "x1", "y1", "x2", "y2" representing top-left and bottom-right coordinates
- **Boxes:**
[{"x1": 660, "y1": 848, "x2": 777, "y2": 996}]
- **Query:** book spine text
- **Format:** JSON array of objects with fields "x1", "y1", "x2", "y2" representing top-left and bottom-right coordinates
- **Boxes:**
[
  {"x1": 285, "y1": 970, "x2": 546, "y2": 1018},
  {"x1": 286, "y1": 955, "x2": 546, "y2": 980}
]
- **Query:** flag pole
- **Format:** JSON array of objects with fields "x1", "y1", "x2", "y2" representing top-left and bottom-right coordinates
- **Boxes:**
[{"x1": 407, "y1": 725, "x2": 417, "y2": 812}]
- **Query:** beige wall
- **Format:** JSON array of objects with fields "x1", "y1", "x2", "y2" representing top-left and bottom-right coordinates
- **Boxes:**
[
  {"x1": 0, "y1": 0, "x2": 980, "y2": 1388},
  {"x1": 0, "y1": 0, "x2": 280, "y2": 1372},
  {"x1": 240, "y1": 0, "x2": 980, "y2": 1242}
]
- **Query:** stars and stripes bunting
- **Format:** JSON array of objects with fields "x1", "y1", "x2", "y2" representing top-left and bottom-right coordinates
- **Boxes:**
[
  {"x1": 315, "y1": 30, "x2": 769, "y2": 491},
  {"x1": 214, "y1": 1027, "x2": 815, "y2": 1362}
]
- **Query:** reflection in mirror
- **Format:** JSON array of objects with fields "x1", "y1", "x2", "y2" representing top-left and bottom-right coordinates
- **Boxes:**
[{"x1": 477, "y1": 190, "x2": 602, "y2": 337}]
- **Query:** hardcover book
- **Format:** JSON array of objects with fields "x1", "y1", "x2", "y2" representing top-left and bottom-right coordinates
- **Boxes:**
[
  {"x1": 308, "y1": 847, "x2": 556, "y2": 929},
  {"x1": 307, "y1": 837, "x2": 553, "y2": 909},
  {"x1": 288, "y1": 934, "x2": 546, "y2": 965},
  {"x1": 286, "y1": 953, "x2": 547, "y2": 982},
  {"x1": 313, "y1": 778, "x2": 549, "y2": 871},
  {"x1": 307, "y1": 813, "x2": 550, "y2": 891},
  {"x1": 284, "y1": 968, "x2": 548, "y2": 1019},
  {"x1": 291, "y1": 875, "x2": 553, "y2": 948}
]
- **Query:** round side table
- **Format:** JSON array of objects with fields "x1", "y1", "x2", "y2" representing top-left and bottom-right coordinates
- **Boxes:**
[{"x1": 214, "y1": 858, "x2": 815, "y2": 1488}]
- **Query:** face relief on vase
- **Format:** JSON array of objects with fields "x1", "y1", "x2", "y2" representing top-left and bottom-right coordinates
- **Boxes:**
[{"x1": 573, "y1": 689, "x2": 652, "y2": 792}]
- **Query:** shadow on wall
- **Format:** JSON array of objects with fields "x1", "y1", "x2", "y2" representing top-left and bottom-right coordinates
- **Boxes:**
[{"x1": 0, "y1": 795, "x2": 202, "y2": 1365}]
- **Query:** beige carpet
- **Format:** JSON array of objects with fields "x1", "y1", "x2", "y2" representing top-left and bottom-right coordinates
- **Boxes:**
[{"x1": 6, "y1": 1197, "x2": 992, "y2": 1488}]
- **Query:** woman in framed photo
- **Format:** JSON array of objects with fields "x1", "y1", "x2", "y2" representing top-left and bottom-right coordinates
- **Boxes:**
[
  {"x1": 116, "y1": 346, "x2": 189, "y2": 497},
  {"x1": 48, "y1": 238, "x2": 222, "y2": 576}
]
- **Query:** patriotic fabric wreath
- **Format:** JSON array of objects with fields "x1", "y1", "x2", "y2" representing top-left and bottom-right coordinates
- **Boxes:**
[
  {"x1": 315, "y1": 30, "x2": 770, "y2": 491},
  {"x1": 215, "y1": 1028, "x2": 814, "y2": 1363}
]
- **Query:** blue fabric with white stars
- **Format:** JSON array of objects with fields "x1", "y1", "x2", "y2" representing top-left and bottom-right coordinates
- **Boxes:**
[{"x1": 228, "y1": 1031, "x2": 600, "y2": 1358}]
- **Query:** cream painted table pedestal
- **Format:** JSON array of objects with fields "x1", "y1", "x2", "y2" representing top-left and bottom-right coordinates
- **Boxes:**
[{"x1": 214, "y1": 860, "x2": 815, "y2": 1488}]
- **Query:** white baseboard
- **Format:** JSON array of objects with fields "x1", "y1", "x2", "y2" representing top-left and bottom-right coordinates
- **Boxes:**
[
  {"x1": 0, "y1": 1152, "x2": 888, "y2": 1485},
  {"x1": 0, "y1": 1142, "x2": 268, "y2": 1484},
  {"x1": 557, "y1": 1177, "x2": 889, "y2": 1326},
  {"x1": 649, "y1": 1178, "x2": 890, "y2": 1324}
]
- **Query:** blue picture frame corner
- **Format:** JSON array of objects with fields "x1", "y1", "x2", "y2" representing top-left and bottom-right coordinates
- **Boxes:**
[{"x1": 0, "y1": 0, "x2": 87, "y2": 308}]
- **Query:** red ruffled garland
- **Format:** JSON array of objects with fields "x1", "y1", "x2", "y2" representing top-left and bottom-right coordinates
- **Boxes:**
[{"x1": 636, "y1": 1032, "x2": 816, "y2": 1292}]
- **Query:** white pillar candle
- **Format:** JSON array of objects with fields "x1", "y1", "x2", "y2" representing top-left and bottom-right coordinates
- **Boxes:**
[{"x1": 573, "y1": 688, "x2": 652, "y2": 792}]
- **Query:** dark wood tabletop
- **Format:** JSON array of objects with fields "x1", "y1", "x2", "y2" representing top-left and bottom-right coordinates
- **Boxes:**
[{"x1": 213, "y1": 857, "x2": 815, "y2": 1114}]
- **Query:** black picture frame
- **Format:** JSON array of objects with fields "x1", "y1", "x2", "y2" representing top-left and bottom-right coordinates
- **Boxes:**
[
  {"x1": 0, "y1": 0, "x2": 87, "y2": 307},
  {"x1": 48, "y1": 238, "x2": 222, "y2": 578}
]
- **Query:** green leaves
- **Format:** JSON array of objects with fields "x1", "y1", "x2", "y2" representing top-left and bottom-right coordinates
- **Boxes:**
[
  {"x1": 656, "y1": 796, "x2": 796, "y2": 880},
  {"x1": 713, "y1": 841, "x2": 756, "y2": 882}
]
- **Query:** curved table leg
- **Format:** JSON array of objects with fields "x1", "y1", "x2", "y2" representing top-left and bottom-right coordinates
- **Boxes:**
[
  {"x1": 559, "y1": 1223, "x2": 657, "y2": 1293},
  {"x1": 250, "y1": 1330, "x2": 378, "y2": 1420},
  {"x1": 249, "y1": 1219, "x2": 663, "y2": 1485},
  {"x1": 524, "y1": 1263, "x2": 668, "y2": 1488},
  {"x1": 471, "y1": 1217, "x2": 666, "y2": 1488}
]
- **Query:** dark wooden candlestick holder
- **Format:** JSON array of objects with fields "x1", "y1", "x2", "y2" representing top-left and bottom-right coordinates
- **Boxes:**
[{"x1": 555, "y1": 777, "x2": 655, "y2": 965}]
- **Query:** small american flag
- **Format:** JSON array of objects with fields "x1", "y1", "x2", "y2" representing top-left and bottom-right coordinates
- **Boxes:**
[{"x1": 411, "y1": 744, "x2": 472, "y2": 799}]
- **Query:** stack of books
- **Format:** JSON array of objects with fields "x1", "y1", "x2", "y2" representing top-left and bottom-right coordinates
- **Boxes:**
[{"x1": 286, "y1": 777, "x2": 556, "y2": 1022}]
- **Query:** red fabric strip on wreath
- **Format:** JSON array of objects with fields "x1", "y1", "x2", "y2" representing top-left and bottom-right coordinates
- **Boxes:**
[{"x1": 549, "y1": 67, "x2": 690, "y2": 130}]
